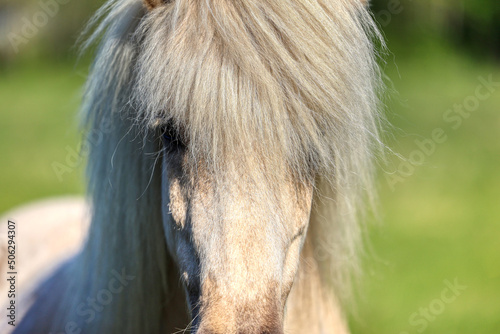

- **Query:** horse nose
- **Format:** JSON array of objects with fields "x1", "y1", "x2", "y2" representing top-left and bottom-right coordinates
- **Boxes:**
[
  {"x1": 197, "y1": 330, "x2": 283, "y2": 334},
  {"x1": 195, "y1": 296, "x2": 284, "y2": 334},
  {"x1": 195, "y1": 305, "x2": 284, "y2": 334},
  {"x1": 194, "y1": 271, "x2": 286, "y2": 334},
  {"x1": 196, "y1": 323, "x2": 284, "y2": 334}
]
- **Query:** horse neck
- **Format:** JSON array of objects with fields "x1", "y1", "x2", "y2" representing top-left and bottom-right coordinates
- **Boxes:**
[{"x1": 57, "y1": 250, "x2": 188, "y2": 333}]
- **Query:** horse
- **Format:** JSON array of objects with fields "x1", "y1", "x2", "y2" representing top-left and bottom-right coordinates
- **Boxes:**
[{"x1": 12, "y1": 0, "x2": 383, "y2": 332}]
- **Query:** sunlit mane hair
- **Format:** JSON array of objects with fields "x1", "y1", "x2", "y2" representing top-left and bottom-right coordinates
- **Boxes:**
[{"x1": 51, "y1": 0, "x2": 383, "y2": 332}]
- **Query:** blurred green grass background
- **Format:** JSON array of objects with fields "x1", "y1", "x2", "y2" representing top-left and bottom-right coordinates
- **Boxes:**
[
  {"x1": 1, "y1": 0, "x2": 499, "y2": 333},
  {"x1": 349, "y1": 39, "x2": 500, "y2": 333},
  {"x1": 0, "y1": 61, "x2": 85, "y2": 211}
]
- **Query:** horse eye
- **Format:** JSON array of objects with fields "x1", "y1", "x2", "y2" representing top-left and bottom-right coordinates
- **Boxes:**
[{"x1": 160, "y1": 125, "x2": 183, "y2": 150}]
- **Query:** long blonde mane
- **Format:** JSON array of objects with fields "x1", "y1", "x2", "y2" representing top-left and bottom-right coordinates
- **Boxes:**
[{"x1": 52, "y1": 0, "x2": 383, "y2": 332}]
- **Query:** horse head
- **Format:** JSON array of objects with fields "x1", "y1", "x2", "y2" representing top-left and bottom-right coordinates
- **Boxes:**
[{"x1": 13, "y1": 0, "x2": 382, "y2": 333}]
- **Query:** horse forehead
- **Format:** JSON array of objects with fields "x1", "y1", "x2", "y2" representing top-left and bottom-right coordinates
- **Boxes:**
[
  {"x1": 185, "y1": 174, "x2": 313, "y2": 267},
  {"x1": 185, "y1": 169, "x2": 313, "y2": 228},
  {"x1": 164, "y1": 152, "x2": 314, "y2": 258}
]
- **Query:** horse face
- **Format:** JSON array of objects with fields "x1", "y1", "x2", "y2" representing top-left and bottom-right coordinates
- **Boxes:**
[{"x1": 160, "y1": 140, "x2": 314, "y2": 333}]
